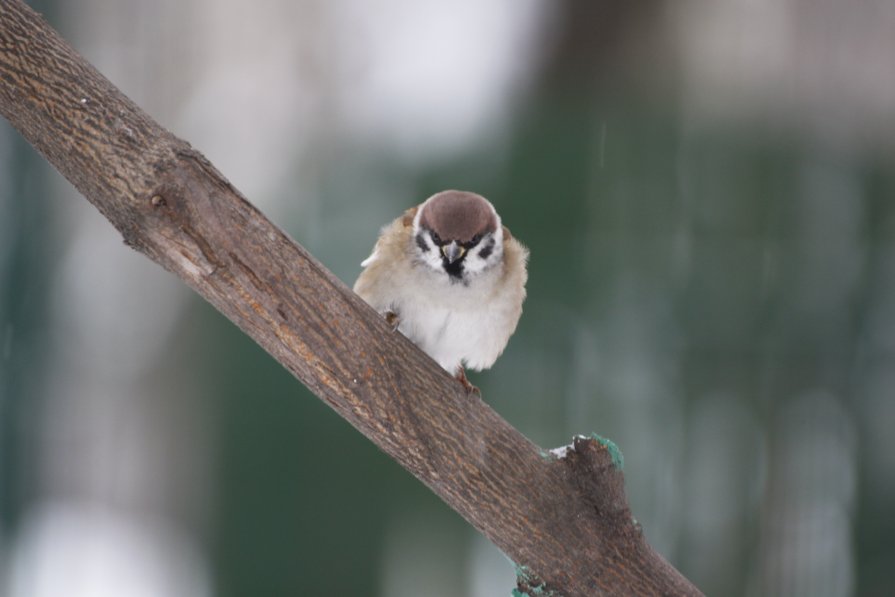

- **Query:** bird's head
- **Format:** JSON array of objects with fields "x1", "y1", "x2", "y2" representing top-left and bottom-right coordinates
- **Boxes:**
[{"x1": 412, "y1": 190, "x2": 504, "y2": 282}]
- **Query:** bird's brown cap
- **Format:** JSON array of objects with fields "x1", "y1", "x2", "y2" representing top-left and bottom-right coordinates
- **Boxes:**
[{"x1": 419, "y1": 190, "x2": 498, "y2": 243}]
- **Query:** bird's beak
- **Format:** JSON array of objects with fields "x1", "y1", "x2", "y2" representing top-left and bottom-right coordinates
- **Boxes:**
[{"x1": 441, "y1": 241, "x2": 466, "y2": 264}]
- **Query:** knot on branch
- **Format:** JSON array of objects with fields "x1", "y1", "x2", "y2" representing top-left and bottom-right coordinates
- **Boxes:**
[{"x1": 133, "y1": 151, "x2": 237, "y2": 280}]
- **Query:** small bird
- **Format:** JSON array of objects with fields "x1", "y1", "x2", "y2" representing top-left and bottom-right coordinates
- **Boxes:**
[{"x1": 354, "y1": 190, "x2": 528, "y2": 394}]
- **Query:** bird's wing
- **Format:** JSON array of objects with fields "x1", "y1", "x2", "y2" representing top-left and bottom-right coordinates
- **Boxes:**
[{"x1": 360, "y1": 205, "x2": 419, "y2": 267}]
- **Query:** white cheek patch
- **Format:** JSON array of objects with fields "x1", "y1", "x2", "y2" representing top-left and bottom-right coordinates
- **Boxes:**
[
  {"x1": 463, "y1": 234, "x2": 503, "y2": 276},
  {"x1": 417, "y1": 232, "x2": 445, "y2": 271},
  {"x1": 477, "y1": 237, "x2": 496, "y2": 260}
]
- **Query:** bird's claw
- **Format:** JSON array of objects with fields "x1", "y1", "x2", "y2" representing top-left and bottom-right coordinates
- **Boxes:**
[
  {"x1": 385, "y1": 311, "x2": 400, "y2": 331},
  {"x1": 456, "y1": 368, "x2": 480, "y2": 397}
]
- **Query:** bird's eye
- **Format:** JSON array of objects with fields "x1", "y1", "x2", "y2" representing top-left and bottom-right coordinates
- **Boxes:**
[
  {"x1": 461, "y1": 233, "x2": 483, "y2": 250},
  {"x1": 430, "y1": 231, "x2": 442, "y2": 245}
]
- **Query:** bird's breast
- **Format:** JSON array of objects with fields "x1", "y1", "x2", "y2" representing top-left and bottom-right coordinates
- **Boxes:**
[{"x1": 395, "y1": 273, "x2": 519, "y2": 373}]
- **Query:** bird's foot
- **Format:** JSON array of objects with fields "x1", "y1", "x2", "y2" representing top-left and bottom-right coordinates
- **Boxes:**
[
  {"x1": 455, "y1": 367, "x2": 480, "y2": 397},
  {"x1": 384, "y1": 311, "x2": 400, "y2": 331}
]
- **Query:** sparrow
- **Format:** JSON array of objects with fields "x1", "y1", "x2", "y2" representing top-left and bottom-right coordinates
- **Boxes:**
[{"x1": 354, "y1": 190, "x2": 528, "y2": 394}]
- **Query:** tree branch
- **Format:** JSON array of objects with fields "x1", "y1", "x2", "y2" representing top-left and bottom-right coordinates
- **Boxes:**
[{"x1": 0, "y1": 2, "x2": 702, "y2": 595}]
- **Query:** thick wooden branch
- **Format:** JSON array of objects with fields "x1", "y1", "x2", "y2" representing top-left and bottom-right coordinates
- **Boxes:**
[{"x1": 0, "y1": 2, "x2": 702, "y2": 595}]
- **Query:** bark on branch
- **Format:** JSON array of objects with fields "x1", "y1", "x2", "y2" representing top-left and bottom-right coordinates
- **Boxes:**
[{"x1": 0, "y1": 2, "x2": 702, "y2": 595}]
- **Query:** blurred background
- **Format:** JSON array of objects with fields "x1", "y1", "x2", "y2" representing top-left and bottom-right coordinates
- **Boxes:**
[{"x1": 2, "y1": 0, "x2": 894, "y2": 595}]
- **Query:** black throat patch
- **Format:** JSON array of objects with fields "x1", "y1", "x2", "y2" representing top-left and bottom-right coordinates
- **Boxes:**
[{"x1": 443, "y1": 257, "x2": 465, "y2": 281}]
